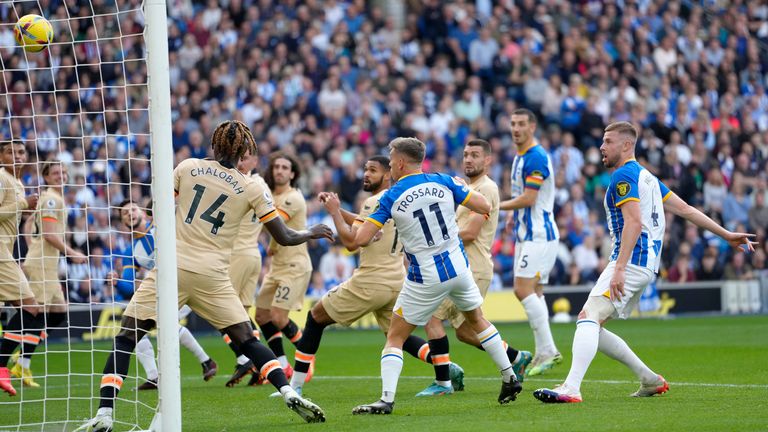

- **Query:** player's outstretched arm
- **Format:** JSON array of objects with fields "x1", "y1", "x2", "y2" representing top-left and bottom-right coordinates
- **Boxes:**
[
  {"x1": 663, "y1": 193, "x2": 757, "y2": 252},
  {"x1": 41, "y1": 218, "x2": 88, "y2": 263},
  {"x1": 264, "y1": 216, "x2": 334, "y2": 246},
  {"x1": 499, "y1": 188, "x2": 537, "y2": 211},
  {"x1": 319, "y1": 192, "x2": 377, "y2": 251}
]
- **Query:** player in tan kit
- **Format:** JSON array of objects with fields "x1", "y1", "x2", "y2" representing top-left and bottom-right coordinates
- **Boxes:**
[
  {"x1": 224, "y1": 149, "x2": 270, "y2": 386},
  {"x1": 419, "y1": 140, "x2": 532, "y2": 396},
  {"x1": 254, "y1": 153, "x2": 312, "y2": 381},
  {"x1": 78, "y1": 121, "x2": 332, "y2": 431},
  {"x1": 282, "y1": 156, "x2": 461, "y2": 395},
  {"x1": 0, "y1": 141, "x2": 40, "y2": 397},
  {"x1": 12, "y1": 161, "x2": 87, "y2": 387}
]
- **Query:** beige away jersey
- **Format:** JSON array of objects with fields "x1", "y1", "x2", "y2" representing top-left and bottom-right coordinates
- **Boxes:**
[
  {"x1": 268, "y1": 187, "x2": 310, "y2": 267},
  {"x1": 232, "y1": 173, "x2": 267, "y2": 256},
  {"x1": 0, "y1": 168, "x2": 27, "y2": 257},
  {"x1": 352, "y1": 189, "x2": 405, "y2": 289},
  {"x1": 456, "y1": 175, "x2": 499, "y2": 279},
  {"x1": 26, "y1": 188, "x2": 67, "y2": 271},
  {"x1": 174, "y1": 159, "x2": 278, "y2": 276}
]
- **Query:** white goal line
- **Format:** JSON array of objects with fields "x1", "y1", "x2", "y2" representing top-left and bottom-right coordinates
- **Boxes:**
[{"x1": 38, "y1": 374, "x2": 768, "y2": 390}]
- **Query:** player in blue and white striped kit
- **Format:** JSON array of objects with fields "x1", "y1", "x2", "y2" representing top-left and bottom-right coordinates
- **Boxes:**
[
  {"x1": 535, "y1": 122, "x2": 757, "y2": 404},
  {"x1": 341, "y1": 137, "x2": 522, "y2": 415},
  {"x1": 499, "y1": 109, "x2": 561, "y2": 378},
  {"x1": 116, "y1": 201, "x2": 217, "y2": 390}
]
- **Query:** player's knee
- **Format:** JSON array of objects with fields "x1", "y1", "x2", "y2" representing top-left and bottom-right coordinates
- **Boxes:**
[
  {"x1": 460, "y1": 308, "x2": 484, "y2": 328},
  {"x1": 254, "y1": 308, "x2": 271, "y2": 325},
  {"x1": 223, "y1": 322, "x2": 253, "y2": 346},
  {"x1": 269, "y1": 309, "x2": 289, "y2": 328},
  {"x1": 580, "y1": 296, "x2": 614, "y2": 323}
]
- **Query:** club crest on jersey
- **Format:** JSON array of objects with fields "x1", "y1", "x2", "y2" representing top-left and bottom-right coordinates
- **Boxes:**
[{"x1": 616, "y1": 181, "x2": 631, "y2": 197}]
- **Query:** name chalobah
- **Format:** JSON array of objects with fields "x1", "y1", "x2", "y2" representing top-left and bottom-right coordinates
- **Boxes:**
[{"x1": 190, "y1": 167, "x2": 244, "y2": 194}]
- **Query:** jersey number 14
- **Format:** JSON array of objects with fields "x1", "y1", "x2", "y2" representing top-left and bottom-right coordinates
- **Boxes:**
[{"x1": 185, "y1": 184, "x2": 228, "y2": 235}]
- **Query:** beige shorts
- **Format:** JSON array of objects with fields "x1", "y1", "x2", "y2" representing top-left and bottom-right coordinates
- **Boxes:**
[
  {"x1": 322, "y1": 278, "x2": 400, "y2": 332},
  {"x1": 229, "y1": 253, "x2": 262, "y2": 307},
  {"x1": 124, "y1": 268, "x2": 250, "y2": 330},
  {"x1": 256, "y1": 263, "x2": 311, "y2": 311},
  {"x1": 433, "y1": 277, "x2": 491, "y2": 328},
  {"x1": 23, "y1": 264, "x2": 65, "y2": 306},
  {"x1": 0, "y1": 259, "x2": 33, "y2": 302}
]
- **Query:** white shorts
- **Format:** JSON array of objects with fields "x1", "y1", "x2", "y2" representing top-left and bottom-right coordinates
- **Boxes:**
[
  {"x1": 514, "y1": 240, "x2": 558, "y2": 284},
  {"x1": 394, "y1": 271, "x2": 484, "y2": 326},
  {"x1": 589, "y1": 261, "x2": 656, "y2": 319}
]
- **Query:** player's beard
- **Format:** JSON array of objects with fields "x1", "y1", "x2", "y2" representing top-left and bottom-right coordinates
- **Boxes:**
[
  {"x1": 363, "y1": 178, "x2": 382, "y2": 192},
  {"x1": 464, "y1": 165, "x2": 483, "y2": 179}
]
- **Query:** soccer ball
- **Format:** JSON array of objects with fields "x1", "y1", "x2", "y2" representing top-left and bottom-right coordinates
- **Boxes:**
[{"x1": 14, "y1": 14, "x2": 53, "y2": 53}]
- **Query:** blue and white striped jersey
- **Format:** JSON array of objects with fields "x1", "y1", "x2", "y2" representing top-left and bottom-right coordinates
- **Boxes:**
[
  {"x1": 367, "y1": 172, "x2": 472, "y2": 286},
  {"x1": 131, "y1": 221, "x2": 156, "y2": 270},
  {"x1": 605, "y1": 159, "x2": 672, "y2": 273},
  {"x1": 510, "y1": 144, "x2": 559, "y2": 242}
]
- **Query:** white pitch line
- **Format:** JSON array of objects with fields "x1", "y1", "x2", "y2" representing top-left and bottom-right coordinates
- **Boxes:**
[{"x1": 25, "y1": 374, "x2": 768, "y2": 391}]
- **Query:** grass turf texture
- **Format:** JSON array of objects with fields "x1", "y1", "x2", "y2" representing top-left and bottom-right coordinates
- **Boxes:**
[{"x1": 1, "y1": 315, "x2": 766, "y2": 431}]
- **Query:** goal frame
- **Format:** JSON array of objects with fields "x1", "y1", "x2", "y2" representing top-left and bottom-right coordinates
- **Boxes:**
[{"x1": 145, "y1": 0, "x2": 181, "y2": 431}]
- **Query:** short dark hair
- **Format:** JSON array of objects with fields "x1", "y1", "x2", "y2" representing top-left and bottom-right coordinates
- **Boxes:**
[
  {"x1": 389, "y1": 137, "x2": 425, "y2": 164},
  {"x1": 605, "y1": 121, "x2": 638, "y2": 142},
  {"x1": 368, "y1": 155, "x2": 390, "y2": 168},
  {"x1": 465, "y1": 139, "x2": 491, "y2": 155},
  {"x1": 510, "y1": 108, "x2": 537, "y2": 124},
  {"x1": 263, "y1": 152, "x2": 301, "y2": 190}
]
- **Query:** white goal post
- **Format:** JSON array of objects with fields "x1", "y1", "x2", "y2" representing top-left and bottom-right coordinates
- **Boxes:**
[{"x1": 144, "y1": 0, "x2": 181, "y2": 431}]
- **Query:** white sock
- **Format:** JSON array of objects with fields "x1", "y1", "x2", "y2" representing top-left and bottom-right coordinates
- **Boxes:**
[
  {"x1": 380, "y1": 347, "x2": 403, "y2": 403},
  {"x1": 564, "y1": 319, "x2": 600, "y2": 392},
  {"x1": 598, "y1": 328, "x2": 657, "y2": 383},
  {"x1": 178, "y1": 326, "x2": 209, "y2": 363},
  {"x1": 135, "y1": 335, "x2": 158, "y2": 381},
  {"x1": 277, "y1": 355, "x2": 289, "y2": 368},
  {"x1": 521, "y1": 293, "x2": 557, "y2": 356},
  {"x1": 477, "y1": 325, "x2": 514, "y2": 382},
  {"x1": 236, "y1": 355, "x2": 250, "y2": 366},
  {"x1": 290, "y1": 371, "x2": 307, "y2": 389},
  {"x1": 17, "y1": 356, "x2": 31, "y2": 369}
]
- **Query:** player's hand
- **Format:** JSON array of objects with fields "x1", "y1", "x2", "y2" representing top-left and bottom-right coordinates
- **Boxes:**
[
  {"x1": 609, "y1": 266, "x2": 626, "y2": 300},
  {"x1": 69, "y1": 250, "x2": 88, "y2": 264},
  {"x1": 25, "y1": 193, "x2": 39, "y2": 210},
  {"x1": 308, "y1": 224, "x2": 334, "y2": 241},
  {"x1": 317, "y1": 192, "x2": 332, "y2": 203},
  {"x1": 724, "y1": 231, "x2": 758, "y2": 252},
  {"x1": 107, "y1": 271, "x2": 118, "y2": 286},
  {"x1": 321, "y1": 192, "x2": 341, "y2": 214}
]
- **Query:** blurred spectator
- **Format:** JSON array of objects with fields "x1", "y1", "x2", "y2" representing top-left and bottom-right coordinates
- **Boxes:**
[
  {"x1": 696, "y1": 248, "x2": 724, "y2": 281},
  {"x1": 667, "y1": 243, "x2": 696, "y2": 283}
]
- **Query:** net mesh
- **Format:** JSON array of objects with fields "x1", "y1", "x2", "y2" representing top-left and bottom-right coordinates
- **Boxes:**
[{"x1": 0, "y1": 0, "x2": 156, "y2": 430}]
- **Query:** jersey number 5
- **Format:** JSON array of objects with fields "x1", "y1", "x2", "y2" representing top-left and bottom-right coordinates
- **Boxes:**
[
  {"x1": 413, "y1": 203, "x2": 449, "y2": 247},
  {"x1": 185, "y1": 184, "x2": 228, "y2": 235}
]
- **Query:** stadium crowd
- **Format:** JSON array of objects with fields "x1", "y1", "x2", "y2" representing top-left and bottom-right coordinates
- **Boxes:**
[{"x1": 0, "y1": 0, "x2": 767, "y2": 303}]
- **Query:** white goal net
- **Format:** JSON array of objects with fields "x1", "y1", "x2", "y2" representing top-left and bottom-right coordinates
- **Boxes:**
[{"x1": 0, "y1": 0, "x2": 175, "y2": 430}]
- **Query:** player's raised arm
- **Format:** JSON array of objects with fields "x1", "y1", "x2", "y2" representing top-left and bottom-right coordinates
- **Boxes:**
[{"x1": 663, "y1": 192, "x2": 757, "y2": 252}]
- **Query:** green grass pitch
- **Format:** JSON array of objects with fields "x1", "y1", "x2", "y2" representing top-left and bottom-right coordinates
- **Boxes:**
[{"x1": 1, "y1": 315, "x2": 767, "y2": 431}]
